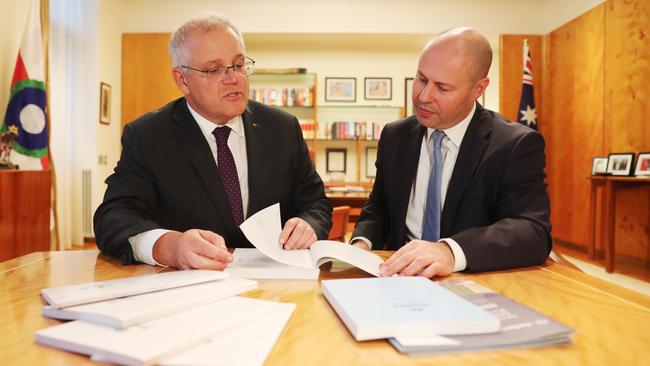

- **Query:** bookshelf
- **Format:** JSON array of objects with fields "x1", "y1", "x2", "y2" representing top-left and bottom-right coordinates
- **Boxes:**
[{"x1": 249, "y1": 72, "x2": 403, "y2": 186}]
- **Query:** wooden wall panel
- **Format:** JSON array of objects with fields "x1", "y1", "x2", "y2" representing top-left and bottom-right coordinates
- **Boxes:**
[
  {"x1": 0, "y1": 171, "x2": 51, "y2": 261},
  {"x1": 605, "y1": 0, "x2": 650, "y2": 258},
  {"x1": 122, "y1": 33, "x2": 180, "y2": 130},
  {"x1": 499, "y1": 35, "x2": 544, "y2": 123}
]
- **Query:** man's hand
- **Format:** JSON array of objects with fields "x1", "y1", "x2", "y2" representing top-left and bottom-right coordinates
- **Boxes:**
[
  {"x1": 279, "y1": 217, "x2": 317, "y2": 249},
  {"x1": 152, "y1": 229, "x2": 233, "y2": 270},
  {"x1": 379, "y1": 240, "x2": 455, "y2": 278}
]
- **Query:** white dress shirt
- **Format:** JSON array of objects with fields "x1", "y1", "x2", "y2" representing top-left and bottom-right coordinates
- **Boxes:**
[
  {"x1": 128, "y1": 103, "x2": 248, "y2": 266},
  {"x1": 353, "y1": 104, "x2": 476, "y2": 272}
]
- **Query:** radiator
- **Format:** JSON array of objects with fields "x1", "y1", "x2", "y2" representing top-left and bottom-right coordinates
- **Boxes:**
[{"x1": 82, "y1": 169, "x2": 93, "y2": 237}]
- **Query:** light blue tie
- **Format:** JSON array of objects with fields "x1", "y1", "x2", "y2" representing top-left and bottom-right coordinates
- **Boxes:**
[{"x1": 422, "y1": 130, "x2": 446, "y2": 242}]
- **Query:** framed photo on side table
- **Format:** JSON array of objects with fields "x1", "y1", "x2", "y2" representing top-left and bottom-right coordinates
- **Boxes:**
[
  {"x1": 325, "y1": 78, "x2": 356, "y2": 102},
  {"x1": 99, "y1": 82, "x2": 111, "y2": 125},
  {"x1": 606, "y1": 153, "x2": 635, "y2": 176},
  {"x1": 364, "y1": 77, "x2": 392, "y2": 100},
  {"x1": 634, "y1": 152, "x2": 650, "y2": 177},
  {"x1": 404, "y1": 78, "x2": 414, "y2": 117},
  {"x1": 326, "y1": 148, "x2": 347, "y2": 173},
  {"x1": 591, "y1": 156, "x2": 609, "y2": 175}
]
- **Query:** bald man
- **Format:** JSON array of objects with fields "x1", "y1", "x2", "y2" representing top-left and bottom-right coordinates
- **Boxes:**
[{"x1": 351, "y1": 27, "x2": 551, "y2": 277}]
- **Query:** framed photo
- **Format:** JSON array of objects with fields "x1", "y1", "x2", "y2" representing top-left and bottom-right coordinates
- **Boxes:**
[
  {"x1": 606, "y1": 153, "x2": 635, "y2": 176},
  {"x1": 366, "y1": 146, "x2": 377, "y2": 178},
  {"x1": 364, "y1": 77, "x2": 392, "y2": 100},
  {"x1": 326, "y1": 148, "x2": 347, "y2": 173},
  {"x1": 404, "y1": 77, "x2": 414, "y2": 117},
  {"x1": 325, "y1": 77, "x2": 356, "y2": 102},
  {"x1": 99, "y1": 82, "x2": 111, "y2": 125},
  {"x1": 633, "y1": 152, "x2": 650, "y2": 177},
  {"x1": 591, "y1": 157, "x2": 609, "y2": 175}
]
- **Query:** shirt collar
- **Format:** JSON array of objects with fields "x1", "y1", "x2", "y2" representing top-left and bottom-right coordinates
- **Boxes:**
[
  {"x1": 186, "y1": 101, "x2": 245, "y2": 141},
  {"x1": 426, "y1": 103, "x2": 476, "y2": 148}
]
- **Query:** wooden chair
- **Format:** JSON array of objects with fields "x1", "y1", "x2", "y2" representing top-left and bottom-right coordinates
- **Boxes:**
[{"x1": 328, "y1": 206, "x2": 351, "y2": 241}]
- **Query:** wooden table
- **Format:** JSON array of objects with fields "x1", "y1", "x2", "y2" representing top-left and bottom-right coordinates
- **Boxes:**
[
  {"x1": 587, "y1": 176, "x2": 650, "y2": 272},
  {"x1": 1, "y1": 251, "x2": 649, "y2": 365}
]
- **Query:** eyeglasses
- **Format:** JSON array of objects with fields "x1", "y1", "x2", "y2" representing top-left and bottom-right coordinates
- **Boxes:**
[{"x1": 180, "y1": 56, "x2": 255, "y2": 79}]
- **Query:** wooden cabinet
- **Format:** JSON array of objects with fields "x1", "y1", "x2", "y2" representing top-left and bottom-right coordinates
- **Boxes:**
[{"x1": 0, "y1": 170, "x2": 51, "y2": 261}]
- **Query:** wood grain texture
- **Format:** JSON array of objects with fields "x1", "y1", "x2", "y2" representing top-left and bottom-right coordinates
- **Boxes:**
[
  {"x1": 498, "y1": 35, "x2": 544, "y2": 123},
  {"x1": 121, "y1": 33, "x2": 180, "y2": 130},
  {"x1": 0, "y1": 171, "x2": 51, "y2": 261},
  {"x1": 605, "y1": 0, "x2": 650, "y2": 259},
  {"x1": 1, "y1": 251, "x2": 650, "y2": 366}
]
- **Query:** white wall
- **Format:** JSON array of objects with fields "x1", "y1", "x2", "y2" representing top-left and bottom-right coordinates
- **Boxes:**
[{"x1": 0, "y1": 1, "x2": 32, "y2": 121}]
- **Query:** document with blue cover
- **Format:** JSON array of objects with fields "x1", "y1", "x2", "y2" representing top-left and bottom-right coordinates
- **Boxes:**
[{"x1": 321, "y1": 277, "x2": 500, "y2": 341}]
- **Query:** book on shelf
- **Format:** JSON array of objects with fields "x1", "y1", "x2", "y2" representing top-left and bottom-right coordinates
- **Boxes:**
[
  {"x1": 299, "y1": 119, "x2": 315, "y2": 139},
  {"x1": 318, "y1": 121, "x2": 384, "y2": 140},
  {"x1": 42, "y1": 278, "x2": 257, "y2": 329},
  {"x1": 254, "y1": 67, "x2": 307, "y2": 74},
  {"x1": 250, "y1": 87, "x2": 314, "y2": 107},
  {"x1": 227, "y1": 203, "x2": 385, "y2": 279},
  {"x1": 36, "y1": 296, "x2": 295, "y2": 366},
  {"x1": 388, "y1": 279, "x2": 574, "y2": 355},
  {"x1": 321, "y1": 277, "x2": 501, "y2": 341},
  {"x1": 41, "y1": 269, "x2": 229, "y2": 309}
]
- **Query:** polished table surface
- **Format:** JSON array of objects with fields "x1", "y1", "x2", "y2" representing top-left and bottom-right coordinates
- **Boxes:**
[{"x1": 1, "y1": 250, "x2": 650, "y2": 365}]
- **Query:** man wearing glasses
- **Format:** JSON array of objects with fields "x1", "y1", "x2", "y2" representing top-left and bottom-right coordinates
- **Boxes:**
[{"x1": 94, "y1": 13, "x2": 331, "y2": 270}]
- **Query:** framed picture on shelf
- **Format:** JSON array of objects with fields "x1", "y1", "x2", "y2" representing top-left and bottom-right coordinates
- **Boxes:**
[
  {"x1": 325, "y1": 77, "x2": 356, "y2": 102},
  {"x1": 99, "y1": 82, "x2": 111, "y2": 125},
  {"x1": 606, "y1": 153, "x2": 634, "y2": 176},
  {"x1": 404, "y1": 77, "x2": 414, "y2": 117},
  {"x1": 366, "y1": 146, "x2": 378, "y2": 178},
  {"x1": 326, "y1": 148, "x2": 347, "y2": 173},
  {"x1": 634, "y1": 152, "x2": 650, "y2": 177},
  {"x1": 591, "y1": 156, "x2": 609, "y2": 175},
  {"x1": 364, "y1": 77, "x2": 392, "y2": 100}
]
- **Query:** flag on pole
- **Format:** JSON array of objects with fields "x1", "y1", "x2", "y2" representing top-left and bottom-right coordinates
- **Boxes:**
[
  {"x1": 1, "y1": 0, "x2": 48, "y2": 170},
  {"x1": 517, "y1": 39, "x2": 537, "y2": 130}
]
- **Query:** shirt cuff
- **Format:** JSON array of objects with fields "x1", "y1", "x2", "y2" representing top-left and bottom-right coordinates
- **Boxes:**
[
  {"x1": 439, "y1": 238, "x2": 467, "y2": 272},
  {"x1": 349, "y1": 236, "x2": 372, "y2": 250},
  {"x1": 128, "y1": 229, "x2": 172, "y2": 267}
]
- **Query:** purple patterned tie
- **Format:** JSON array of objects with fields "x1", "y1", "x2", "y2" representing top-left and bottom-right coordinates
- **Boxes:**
[{"x1": 212, "y1": 126, "x2": 244, "y2": 226}]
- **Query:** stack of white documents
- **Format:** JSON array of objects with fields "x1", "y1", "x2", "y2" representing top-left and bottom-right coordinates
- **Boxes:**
[{"x1": 36, "y1": 270, "x2": 295, "y2": 366}]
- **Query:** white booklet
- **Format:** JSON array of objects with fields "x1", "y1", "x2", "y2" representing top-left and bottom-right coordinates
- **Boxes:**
[
  {"x1": 229, "y1": 203, "x2": 385, "y2": 279},
  {"x1": 42, "y1": 278, "x2": 257, "y2": 329},
  {"x1": 321, "y1": 277, "x2": 501, "y2": 341},
  {"x1": 161, "y1": 302, "x2": 295, "y2": 366},
  {"x1": 41, "y1": 270, "x2": 228, "y2": 309},
  {"x1": 36, "y1": 296, "x2": 294, "y2": 366}
]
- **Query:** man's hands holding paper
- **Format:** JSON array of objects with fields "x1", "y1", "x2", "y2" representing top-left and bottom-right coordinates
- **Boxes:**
[
  {"x1": 279, "y1": 217, "x2": 318, "y2": 250},
  {"x1": 153, "y1": 229, "x2": 233, "y2": 270},
  {"x1": 379, "y1": 240, "x2": 455, "y2": 278}
]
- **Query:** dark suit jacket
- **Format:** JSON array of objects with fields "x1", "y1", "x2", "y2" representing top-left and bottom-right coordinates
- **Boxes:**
[
  {"x1": 352, "y1": 103, "x2": 552, "y2": 273},
  {"x1": 94, "y1": 98, "x2": 332, "y2": 263}
]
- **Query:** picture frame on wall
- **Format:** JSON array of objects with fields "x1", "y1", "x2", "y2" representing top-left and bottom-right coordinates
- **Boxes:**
[
  {"x1": 633, "y1": 152, "x2": 650, "y2": 177},
  {"x1": 364, "y1": 77, "x2": 392, "y2": 100},
  {"x1": 366, "y1": 146, "x2": 377, "y2": 178},
  {"x1": 606, "y1": 153, "x2": 635, "y2": 176},
  {"x1": 591, "y1": 156, "x2": 609, "y2": 176},
  {"x1": 326, "y1": 148, "x2": 347, "y2": 173},
  {"x1": 404, "y1": 77, "x2": 414, "y2": 117},
  {"x1": 325, "y1": 77, "x2": 356, "y2": 102},
  {"x1": 99, "y1": 82, "x2": 111, "y2": 125}
]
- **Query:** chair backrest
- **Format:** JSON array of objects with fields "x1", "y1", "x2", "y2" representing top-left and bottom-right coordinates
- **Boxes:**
[{"x1": 328, "y1": 206, "x2": 351, "y2": 241}]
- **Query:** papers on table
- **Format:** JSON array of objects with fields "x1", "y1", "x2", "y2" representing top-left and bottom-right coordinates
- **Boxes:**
[
  {"x1": 37, "y1": 271, "x2": 295, "y2": 366},
  {"x1": 321, "y1": 277, "x2": 501, "y2": 341},
  {"x1": 232, "y1": 203, "x2": 384, "y2": 279}
]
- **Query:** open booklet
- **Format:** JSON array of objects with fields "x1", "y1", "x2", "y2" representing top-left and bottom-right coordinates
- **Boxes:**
[{"x1": 227, "y1": 203, "x2": 384, "y2": 279}]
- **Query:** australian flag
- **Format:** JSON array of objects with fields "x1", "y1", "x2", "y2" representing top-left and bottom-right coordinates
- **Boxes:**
[{"x1": 517, "y1": 40, "x2": 537, "y2": 130}]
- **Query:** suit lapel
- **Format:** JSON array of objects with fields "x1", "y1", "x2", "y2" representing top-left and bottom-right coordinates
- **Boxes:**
[
  {"x1": 394, "y1": 118, "x2": 426, "y2": 240},
  {"x1": 241, "y1": 104, "x2": 264, "y2": 217},
  {"x1": 170, "y1": 100, "x2": 233, "y2": 229},
  {"x1": 441, "y1": 103, "x2": 491, "y2": 235}
]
